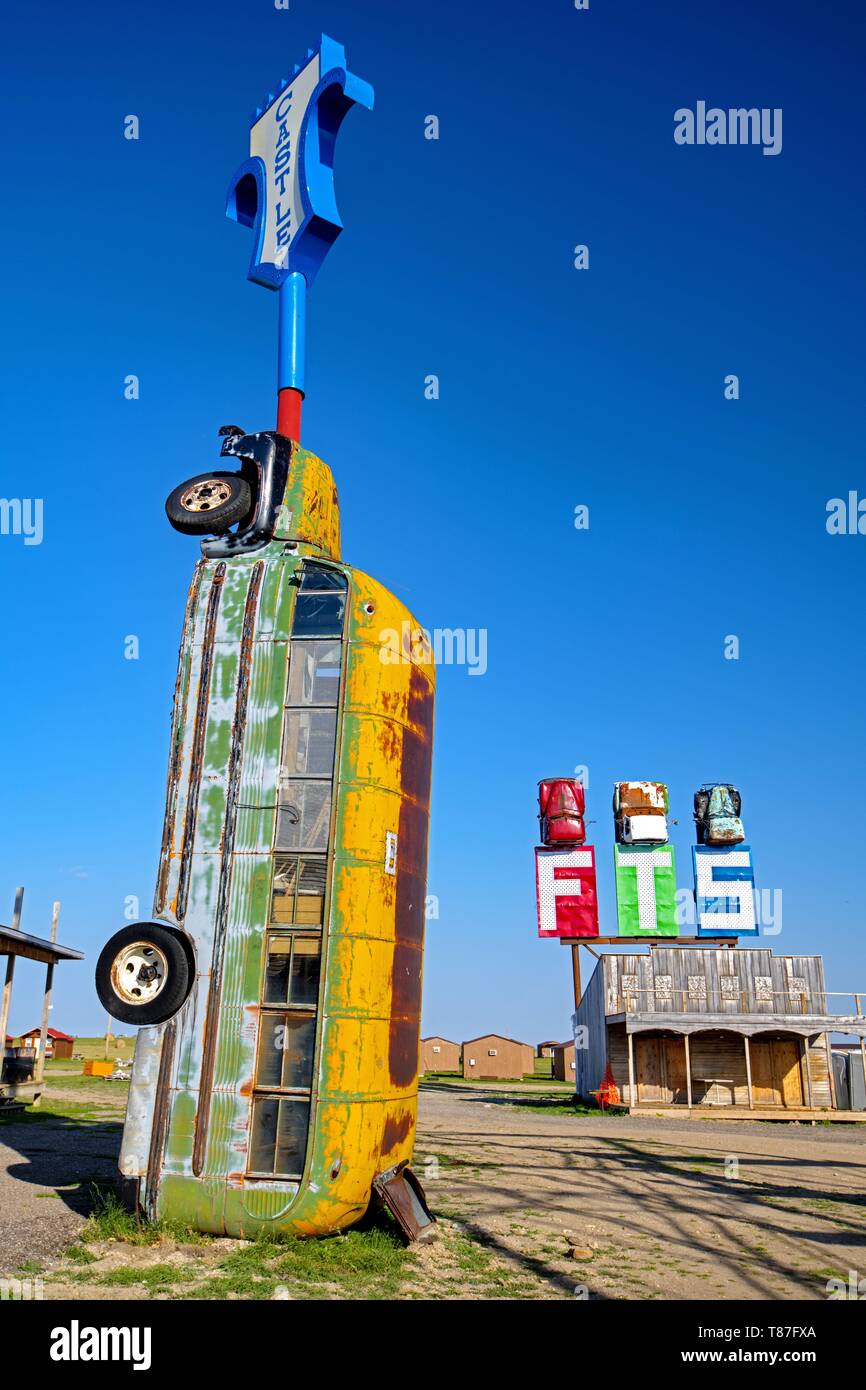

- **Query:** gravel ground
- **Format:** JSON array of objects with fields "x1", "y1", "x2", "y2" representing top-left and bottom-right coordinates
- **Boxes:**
[
  {"x1": 415, "y1": 1082, "x2": 866, "y2": 1299},
  {"x1": 0, "y1": 1088, "x2": 124, "y2": 1271}
]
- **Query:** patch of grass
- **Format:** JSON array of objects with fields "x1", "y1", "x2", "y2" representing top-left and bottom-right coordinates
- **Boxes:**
[
  {"x1": 90, "y1": 1264, "x2": 194, "y2": 1291},
  {"x1": 452, "y1": 1233, "x2": 497, "y2": 1275},
  {"x1": 64, "y1": 1245, "x2": 98, "y2": 1266},
  {"x1": 421, "y1": 1074, "x2": 574, "y2": 1091},
  {"x1": 0, "y1": 1099, "x2": 125, "y2": 1127},
  {"x1": 417, "y1": 1153, "x2": 502, "y2": 1174},
  {"x1": 508, "y1": 1096, "x2": 624, "y2": 1118},
  {"x1": 40, "y1": 1072, "x2": 130, "y2": 1094},
  {"x1": 181, "y1": 1226, "x2": 409, "y2": 1301},
  {"x1": 79, "y1": 1192, "x2": 155, "y2": 1246},
  {"x1": 272, "y1": 1227, "x2": 406, "y2": 1295},
  {"x1": 158, "y1": 1220, "x2": 214, "y2": 1246},
  {"x1": 45, "y1": 1037, "x2": 135, "y2": 1065},
  {"x1": 76, "y1": 1190, "x2": 214, "y2": 1250},
  {"x1": 415, "y1": 1151, "x2": 460, "y2": 1169}
]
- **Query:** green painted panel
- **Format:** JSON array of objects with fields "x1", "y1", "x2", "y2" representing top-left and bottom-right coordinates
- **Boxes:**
[{"x1": 614, "y1": 843, "x2": 679, "y2": 937}]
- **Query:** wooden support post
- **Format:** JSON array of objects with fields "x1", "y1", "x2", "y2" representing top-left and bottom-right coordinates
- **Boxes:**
[
  {"x1": 744, "y1": 1035, "x2": 754, "y2": 1110},
  {"x1": 627, "y1": 1031, "x2": 636, "y2": 1109},
  {"x1": 34, "y1": 902, "x2": 60, "y2": 1086},
  {"x1": 825, "y1": 1033, "x2": 837, "y2": 1110},
  {"x1": 684, "y1": 1033, "x2": 693, "y2": 1110},
  {"x1": 801, "y1": 1037, "x2": 814, "y2": 1109},
  {"x1": 0, "y1": 887, "x2": 24, "y2": 1053},
  {"x1": 0, "y1": 958, "x2": 15, "y2": 1053},
  {"x1": 571, "y1": 944, "x2": 582, "y2": 1012},
  {"x1": 860, "y1": 1037, "x2": 866, "y2": 1110}
]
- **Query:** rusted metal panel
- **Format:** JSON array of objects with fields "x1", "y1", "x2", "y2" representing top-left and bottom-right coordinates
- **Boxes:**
[
  {"x1": 372, "y1": 1161, "x2": 436, "y2": 1243},
  {"x1": 145, "y1": 1023, "x2": 176, "y2": 1214},
  {"x1": 272, "y1": 445, "x2": 341, "y2": 558},
  {"x1": 192, "y1": 561, "x2": 264, "y2": 1176},
  {"x1": 119, "y1": 1025, "x2": 164, "y2": 1182},
  {"x1": 175, "y1": 562, "x2": 226, "y2": 921},
  {"x1": 155, "y1": 566, "x2": 203, "y2": 915}
]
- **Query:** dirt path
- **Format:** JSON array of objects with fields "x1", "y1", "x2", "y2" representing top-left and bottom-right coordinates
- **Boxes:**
[
  {"x1": 0, "y1": 1099, "x2": 123, "y2": 1269},
  {"x1": 414, "y1": 1083, "x2": 866, "y2": 1299}
]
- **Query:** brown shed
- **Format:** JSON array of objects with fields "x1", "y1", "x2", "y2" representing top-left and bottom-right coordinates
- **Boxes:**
[
  {"x1": 462, "y1": 1034, "x2": 535, "y2": 1080},
  {"x1": 419, "y1": 1036, "x2": 461, "y2": 1073},
  {"x1": 537, "y1": 1040, "x2": 560, "y2": 1058},
  {"x1": 551, "y1": 1039, "x2": 576, "y2": 1082}
]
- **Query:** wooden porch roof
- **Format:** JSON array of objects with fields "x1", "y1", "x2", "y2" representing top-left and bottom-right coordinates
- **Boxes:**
[
  {"x1": 0, "y1": 925, "x2": 84, "y2": 966},
  {"x1": 610, "y1": 1011, "x2": 866, "y2": 1038}
]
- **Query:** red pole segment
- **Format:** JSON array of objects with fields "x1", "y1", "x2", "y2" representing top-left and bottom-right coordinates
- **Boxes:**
[{"x1": 277, "y1": 386, "x2": 304, "y2": 442}]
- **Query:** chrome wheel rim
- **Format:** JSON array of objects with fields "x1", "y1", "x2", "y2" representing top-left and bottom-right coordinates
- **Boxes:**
[
  {"x1": 180, "y1": 479, "x2": 233, "y2": 513},
  {"x1": 111, "y1": 942, "x2": 168, "y2": 1006}
]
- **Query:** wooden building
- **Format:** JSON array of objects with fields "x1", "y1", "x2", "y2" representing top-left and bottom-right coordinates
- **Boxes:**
[
  {"x1": 573, "y1": 947, "x2": 866, "y2": 1118},
  {"x1": 537, "y1": 1040, "x2": 560, "y2": 1059},
  {"x1": 551, "y1": 1039, "x2": 576, "y2": 1082},
  {"x1": 462, "y1": 1034, "x2": 534, "y2": 1081},
  {"x1": 19, "y1": 1027, "x2": 75, "y2": 1059},
  {"x1": 419, "y1": 1036, "x2": 461, "y2": 1073}
]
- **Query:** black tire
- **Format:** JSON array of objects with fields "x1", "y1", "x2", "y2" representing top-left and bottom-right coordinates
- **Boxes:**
[
  {"x1": 165, "y1": 471, "x2": 252, "y2": 535},
  {"x1": 95, "y1": 923, "x2": 192, "y2": 1027}
]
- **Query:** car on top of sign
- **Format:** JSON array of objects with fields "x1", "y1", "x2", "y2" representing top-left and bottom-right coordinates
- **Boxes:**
[
  {"x1": 692, "y1": 782, "x2": 757, "y2": 936},
  {"x1": 612, "y1": 782, "x2": 678, "y2": 938},
  {"x1": 535, "y1": 778, "x2": 599, "y2": 938}
]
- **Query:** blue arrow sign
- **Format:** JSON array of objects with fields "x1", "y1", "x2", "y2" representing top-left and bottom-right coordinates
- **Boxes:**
[{"x1": 226, "y1": 35, "x2": 374, "y2": 290}]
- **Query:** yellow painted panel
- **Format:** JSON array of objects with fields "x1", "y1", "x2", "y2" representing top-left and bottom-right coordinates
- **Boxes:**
[
  {"x1": 345, "y1": 648, "x2": 414, "y2": 728},
  {"x1": 315, "y1": 1100, "x2": 386, "y2": 1204},
  {"x1": 330, "y1": 859, "x2": 397, "y2": 943},
  {"x1": 273, "y1": 448, "x2": 342, "y2": 560},
  {"x1": 347, "y1": 571, "x2": 436, "y2": 688},
  {"x1": 334, "y1": 784, "x2": 404, "y2": 864},
  {"x1": 340, "y1": 712, "x2": 406, "y2": 795},
  {"x1": 319, "y1": 1016, "x2": 405, "y2": 1099},
  {"x1": 326, "y1": 934, "x2": 395, "y2": 1019}
]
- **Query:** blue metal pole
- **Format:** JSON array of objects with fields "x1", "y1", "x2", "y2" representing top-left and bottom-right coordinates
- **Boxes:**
[
  {"x1": 278, "y1": 271, "x2": 307, "y2": 394},
  {"x1": 277, "y1": 271, "x2": 307, "y2": 439}
]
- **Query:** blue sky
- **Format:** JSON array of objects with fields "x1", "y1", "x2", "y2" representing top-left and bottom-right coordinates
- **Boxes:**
[{"x1": 1, "y1": 0, "x2": 864, "y2": 1041}]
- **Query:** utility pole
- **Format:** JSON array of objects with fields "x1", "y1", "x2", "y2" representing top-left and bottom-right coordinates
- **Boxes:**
[{"x1": 571, "y1": 943, "x2": 582, "y2": 1011}]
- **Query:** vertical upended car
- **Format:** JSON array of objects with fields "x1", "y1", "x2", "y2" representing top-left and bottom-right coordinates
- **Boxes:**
[{"x1": 96, "y1": 429, "x2": 436, "y2": 1239}]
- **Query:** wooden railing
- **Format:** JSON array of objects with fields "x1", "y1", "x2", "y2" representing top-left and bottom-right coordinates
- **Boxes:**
[{"x1": 607, "y1": 989, "x2": 865, "y2": 1017}]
